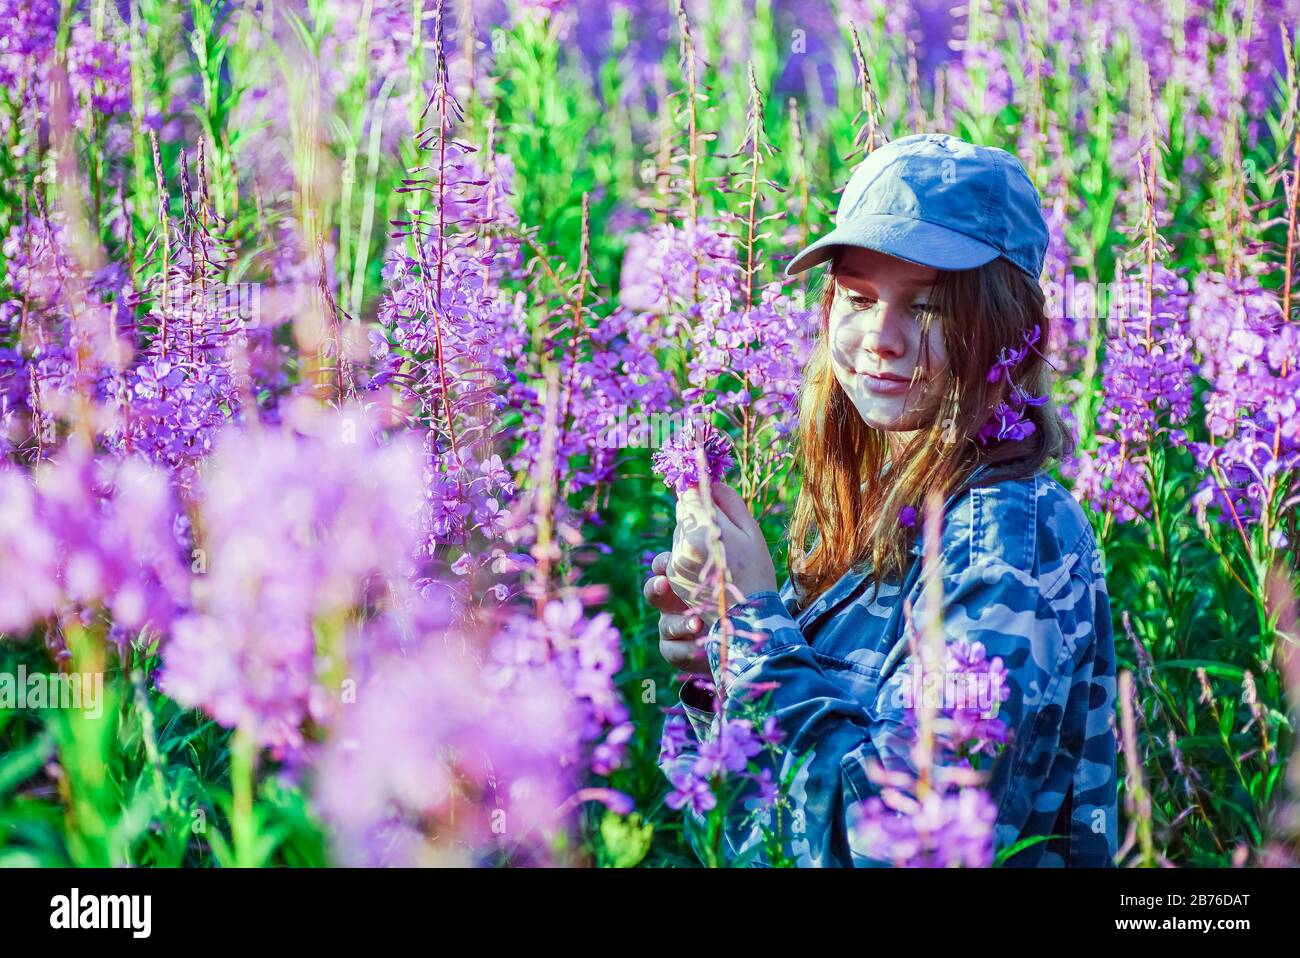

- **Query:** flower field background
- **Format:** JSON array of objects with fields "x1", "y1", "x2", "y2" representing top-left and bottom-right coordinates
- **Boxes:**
[{"x1": 1, "y1": 0, "x2": 1299, "y2": 868}]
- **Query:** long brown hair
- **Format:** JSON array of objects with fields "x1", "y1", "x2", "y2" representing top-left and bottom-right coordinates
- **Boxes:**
[{"x1": 786, "y1": 250, "x2": 1075, "y2": 609}]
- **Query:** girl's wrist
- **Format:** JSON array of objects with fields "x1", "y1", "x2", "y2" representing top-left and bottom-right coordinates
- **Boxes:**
[{"x1": 736, "y1": 576, "x2": 780, "y2": 607}]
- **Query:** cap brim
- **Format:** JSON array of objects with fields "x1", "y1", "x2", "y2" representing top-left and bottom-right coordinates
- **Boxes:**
[{"x1": 784, "y1": 214, "x2": 1003, "y2": 277}]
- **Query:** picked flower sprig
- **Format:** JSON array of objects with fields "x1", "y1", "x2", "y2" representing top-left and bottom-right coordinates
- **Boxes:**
[{"x1": 651, "y1": 420, "x2": 735, "y2": 494}]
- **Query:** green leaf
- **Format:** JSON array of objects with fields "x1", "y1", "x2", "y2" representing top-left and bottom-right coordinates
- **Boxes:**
[
  {"x1": 1157, "y1": 660, "x2": 1247, "y2": 681},
  {"x1": 994, "y1": 833, "x2": 1064, "y2": 866},
  {"x1": 0, "y1": 730, "x2": 54, "y2": 797}
]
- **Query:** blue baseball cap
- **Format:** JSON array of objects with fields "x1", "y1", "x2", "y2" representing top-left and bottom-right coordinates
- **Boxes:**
[{"x1": 785, "y1": 133, "x2": 1049, "y2": 282}]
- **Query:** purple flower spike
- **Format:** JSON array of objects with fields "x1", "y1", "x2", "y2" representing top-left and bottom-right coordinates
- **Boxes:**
[
  {"x1": 650, "y1": 421, "x2": 734, "y2": 494},
  {"x1": 977, "y1": 327, "x2": 1047, "y2": 446},
  {"x1": 666, "y1": 767, "x2": 717, "y2": 816},
  {"x1": 851, "y1": 788, "x2": 998, "y2": 868}
]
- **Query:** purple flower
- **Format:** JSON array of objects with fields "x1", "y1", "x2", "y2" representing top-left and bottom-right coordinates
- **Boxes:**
[
  {"x1": 0, "y1": 440, "x2": 187, "y2": 636},
  {"x1": 1186, "y1": 269, "x2": 1297, "y2": 528},
  {"x1": 1070, "y1": 263, "x2": 1198, "y2": 522},
  {"x1": 575, "y1": 787, "x2": 636, "y2": 816},
  {"x1": 744, "y1": 767, "x2": 780, "y2": 813},
  {"x1": 159, "y1": 403, "x2": 426, "y2": 752},
  {"x1": 758, "y1": 714, "x2": 784, "y2": 748},
  {"x1": 67, "y1": 22, "x2": 132, "y2": 125},
  {"x1": 666, "y1": 767, "x2": 718, "y2": 816},
  {"x1": 851, "y1": 787, "x2": 998, "y2": 867},
  {"x1": 650, "y1": 421, "x2": 734, "y2": 494},
  {"x1": 314, "y1": 609, "x2": 584, "y2": 866},
  {"x1": 660, "y1": 713, "x2": 691, "y2": 760},
  {"x1": 976, "y1": 327, "x2": 1049, "y2": 446},
  {"x1": 618, "y1": 219, "x2": 741, "y2": 333},
  {"x1": 491, "y1": 595, "x2": 629, "y2": 747},
  {"x1": 694, "y1": 718, "x2": 762, "y2": 777},
  {"x1": 939, "y1": 639, "x2": 1013, "y2": 757},
  {"x1": 592, "y1": 721, "x2": 635, "y2": 775}
]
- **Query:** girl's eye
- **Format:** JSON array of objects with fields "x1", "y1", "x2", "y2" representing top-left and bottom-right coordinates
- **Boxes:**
[{"x1": 839, "y1": 289, "x2": 936, "y2": 318}]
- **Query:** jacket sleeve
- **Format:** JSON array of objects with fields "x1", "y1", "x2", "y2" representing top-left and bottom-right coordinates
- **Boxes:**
[{"x1": 690, "y1": 546, "x2": 1107, "y2": 867}]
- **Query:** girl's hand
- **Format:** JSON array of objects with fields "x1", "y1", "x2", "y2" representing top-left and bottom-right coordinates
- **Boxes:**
[
  {"x1": 644, "y1": 551, "x2": 710, "y2": 675},
  {"x1": 666, "y1": 483, "x2": 779, "y2": 628}
]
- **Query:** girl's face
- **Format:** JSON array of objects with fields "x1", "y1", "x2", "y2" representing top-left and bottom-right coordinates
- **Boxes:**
[{"x1": 828, "y1": 246, "x2": 949, "y2": 433}]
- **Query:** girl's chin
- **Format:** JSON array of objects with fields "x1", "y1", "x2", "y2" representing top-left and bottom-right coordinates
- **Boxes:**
[{"x1": 847, "y1": 398, "x2": 911, "y2": 432}]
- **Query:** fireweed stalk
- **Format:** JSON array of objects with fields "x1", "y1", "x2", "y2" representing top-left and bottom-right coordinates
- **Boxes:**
[
  {"x1": 314, "y1": 369, "x2": 633, "y2": 866},
  {"x1": 1117, "y1": 670, "x2": 1157, "y2": 867},
  {"x1": 652, "y1": 423, "x2": 792, "y2": 865},
  {"x1": 1, "y1": 1, "x2": 633, "y2": 867},
  {"x1": 1261, "y1": 566, "x2": 1300, "y2": 866},
  {"x1": 1185, "y1": 95, "x2": 1300, "y2": 648},
  {"x1": 692, "y1": 440, "x2": 736, "y2": 699},
  {"x1": 627, "y1": 10, "x2": 817, "y2": 524},
  {"x1": 848, "y1": 490, "x2": 1008, "y2": 868},
  {"x1": 376, "y1": 6, "x2": 529, "y2": 611},
  {"x1": 651, "y1": 422, "x2": 737, "y2": 683},
  {"x1": 1071, "y1": 132, "x2": 1198, "y2": 531},
  {"x1": 1057, "y1": 46, "x2": 1296, "y2": 864}
]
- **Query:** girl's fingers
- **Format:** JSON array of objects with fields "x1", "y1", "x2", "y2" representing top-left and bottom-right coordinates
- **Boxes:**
[
  {"x1": 659, "y1": 612, "x2": 703, "y2": 639},
  {"x1": 670, "y1": 525, "x2": 707, "y2": 572},
  {"x1": 676, "y1": 485, "x2": 713, "y2": 523},
  {"x1": 675, "y1": 485, "x2": 702, "y2": 513},
  {"x1": 667, "y1": 489, "x2": 736, "y2": 611},
  {"x1": 644, "y1": 574, "x2": 690, "y2": 612},
  {"x1": 672, "y1": 500, "x2": 719, "y2": 561},
  {"x1": 675, "y1": 487, "x2": 717, "y2": 539},
  {"x1": 678, "y1": 484, "x2": 742, "y2": 543},
  {"x1": 658, "y1": 633, "x2": 709, "y2": 674},
  {"x1": 651, "y1": 550, "x2": 672, "y2": 575},
  {"x1": 667, "y1": 545, "x2": 707, "y2": 585}
]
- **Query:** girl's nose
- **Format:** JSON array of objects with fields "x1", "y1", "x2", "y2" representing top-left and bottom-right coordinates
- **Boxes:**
[{"x1": 857, "y1": 301, "x2": 908, "y2": 361}]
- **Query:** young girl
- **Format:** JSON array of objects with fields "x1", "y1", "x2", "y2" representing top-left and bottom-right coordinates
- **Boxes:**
[{"x1": 647, "y1": 133, "x2": 1118, "y2": 867}]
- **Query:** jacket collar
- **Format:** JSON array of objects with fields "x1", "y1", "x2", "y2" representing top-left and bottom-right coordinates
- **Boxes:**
[{"x1": 906, "y1": 461, "x2": 999, "y2": 556}]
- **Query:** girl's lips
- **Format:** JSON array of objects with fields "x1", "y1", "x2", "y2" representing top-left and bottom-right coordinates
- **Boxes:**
[{"x1": 859, "y1": 371, "x2": 915, "y2": 395}]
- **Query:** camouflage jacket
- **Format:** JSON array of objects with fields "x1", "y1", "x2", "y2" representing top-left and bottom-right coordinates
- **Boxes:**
[{"x1": 658, "y1": 465, "x2": 1119, "y2": 867}]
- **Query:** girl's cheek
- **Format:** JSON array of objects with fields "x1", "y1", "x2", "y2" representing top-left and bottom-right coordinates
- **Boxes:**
[
  {"x1": 831, "y1": 326, "x2": 855, "y2": 357},
  {"x1": 920, "y1": 325, "x2": 947, "y2": 375},
  {"x1": 828, "y1": 314, "x2": 859, "y2": 372}
]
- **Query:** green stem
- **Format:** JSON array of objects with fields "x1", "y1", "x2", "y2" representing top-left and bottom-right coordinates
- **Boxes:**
[{"x1": 230, "y1": 725, "x2": 257, "y2": 868}]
